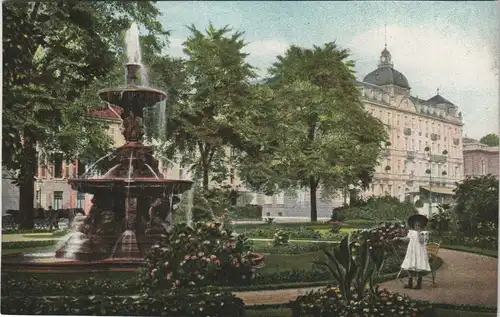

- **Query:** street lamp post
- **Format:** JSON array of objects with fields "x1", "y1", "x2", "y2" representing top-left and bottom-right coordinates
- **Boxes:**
[{"x1": 424, "y1": 147, "x2": 448, "y2": 218}]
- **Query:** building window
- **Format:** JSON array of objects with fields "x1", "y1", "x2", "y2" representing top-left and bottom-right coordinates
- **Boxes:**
[
  {"x1": 77, "y1": 161, "x2": 86, "y2": 177},
  {"x1": 481, "y1": 160, "x2": 486, "y2": 175},
  {"x1": 65, "y1": 166, "x2": 70, "y2": 178},
  {"x1": 41, "y1": 166, "x2": 46, "y2": 178},
  {"x1": 77, "y1": 192, "x2": 85, "y2": 209},
  {"x1": 54, "y1": 153, "x2": 63, "y2": 178},
  {"x1": 53, "y1": 191, "x2": 63, "y2": 209}
]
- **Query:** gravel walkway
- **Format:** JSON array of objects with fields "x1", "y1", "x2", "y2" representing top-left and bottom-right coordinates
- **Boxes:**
[
  {"x1": 235, "y1": 249, "x2": 498, "y2": 307},
  {"x1": 379, "y1": 249, "x2": 497, "y2": 307}
]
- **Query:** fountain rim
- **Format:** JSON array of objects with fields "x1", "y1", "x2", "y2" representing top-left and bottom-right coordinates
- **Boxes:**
[
  {"x1": 98, "y1": 87, "x2": 168, "y2": 100},
  {"x1": 68, "y1": 178, "x2": 194, "y2": 184}
]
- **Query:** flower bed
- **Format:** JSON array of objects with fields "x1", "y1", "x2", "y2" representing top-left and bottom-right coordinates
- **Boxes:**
[
  {"x1": 290, "y1": 286, "x2": 433, "y2": 317},
  {"x1": 1, "y1": 288, "x2": 245, "y2": 316},
  {"x1": 142, "y1": 223, "x2": 257, "y2": 289}
]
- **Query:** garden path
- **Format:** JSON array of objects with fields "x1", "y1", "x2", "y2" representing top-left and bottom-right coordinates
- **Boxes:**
[{"x1": 234, "y1": 249, "x2": 498, "y2": 307}]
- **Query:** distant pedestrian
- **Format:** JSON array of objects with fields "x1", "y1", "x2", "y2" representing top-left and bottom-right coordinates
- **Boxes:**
[{"x1": 46, "y1": 206, "x2": 59, "y2": 230}]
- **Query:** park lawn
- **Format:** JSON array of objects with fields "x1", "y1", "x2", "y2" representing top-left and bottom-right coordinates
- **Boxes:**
[
  {"x1": 441, "y1": 245, "x2": 497, "y2": 258},
  {"x1": 258, "y1": 251, "x2": 324, "y2": 274},
  {"x1": 1, "y1": 245, "x2": 53, "y2": 255}
]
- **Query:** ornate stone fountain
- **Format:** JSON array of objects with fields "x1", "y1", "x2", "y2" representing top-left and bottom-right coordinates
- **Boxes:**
[{"x1": 54, "y1": 62, "x2": 193, "y2": 261}]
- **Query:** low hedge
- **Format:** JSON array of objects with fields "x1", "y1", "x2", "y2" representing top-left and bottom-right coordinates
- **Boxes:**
[
  {"x1": 244, "y1": 227, "x2": 346, "y2": 241},
  {"x1": 229, "y1": 205, "x2": 262, "y2": 220},
  {"x1": 437, "y1": 234, "x2": 498, "y2": 250},
  {"x1": 2, "y1": 228, "x2": 61, "y2": 234},
  {"x1": 2, "y1": 240, "x2": 57, "y2": 249},
  {"x1": 1, "y1": 288, "x2": 245, "y2": 316},
  {"x1": 251, "y1": 242, "x2": 338, "y2": 254}
]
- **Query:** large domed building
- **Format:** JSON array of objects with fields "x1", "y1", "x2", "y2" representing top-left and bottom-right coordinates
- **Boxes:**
[{"x1": 356, "y1": 46, "x2": 464, "y2": 212}]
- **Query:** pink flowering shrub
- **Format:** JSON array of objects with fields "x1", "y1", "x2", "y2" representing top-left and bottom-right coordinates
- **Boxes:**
[{"x1": 143, "y1": 223, "x2": 255, "y2": 289}]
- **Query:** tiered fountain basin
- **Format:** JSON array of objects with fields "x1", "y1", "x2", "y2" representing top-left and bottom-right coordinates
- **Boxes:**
[
  {"x1": 68, "y1": 178, "x2": 194, "y2": 196},
  {"x1": 99, "y1": 87, "x2": 167, "y2": 106},
  {"x1": 2, "y1": 251, "x2": 146, "y2": 273},
  {"x1": 2, "y1": 249, "x2": 265, "y2": 273}
]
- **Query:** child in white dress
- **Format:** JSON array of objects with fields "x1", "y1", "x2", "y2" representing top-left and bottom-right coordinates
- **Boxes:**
[{"x1": 395, "y1": 215, "x2": 431, "y2": 289}]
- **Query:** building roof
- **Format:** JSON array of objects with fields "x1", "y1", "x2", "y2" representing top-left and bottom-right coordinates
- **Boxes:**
[
  {"x1": 362, "y1": 47, "x2": 411, "y2": 89},
  {"x1": 363, "y1": 67, "x2": 411, "y2": 89},
  {"x1": 89, "y1": 105, "x2": 123, "y2": 120},
  {"x1": 426, "y1": 94, "x2": 455, "y2": 106}
]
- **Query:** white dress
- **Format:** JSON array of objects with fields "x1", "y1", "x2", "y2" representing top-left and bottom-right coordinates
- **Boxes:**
[{"x1": 400, "y1": 230, "x2": 431, "y2": 272}]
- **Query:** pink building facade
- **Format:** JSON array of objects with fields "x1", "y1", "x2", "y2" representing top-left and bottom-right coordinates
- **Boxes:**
[{"x1": 463, "y1": 138, "x2": 499, "y2": 178}]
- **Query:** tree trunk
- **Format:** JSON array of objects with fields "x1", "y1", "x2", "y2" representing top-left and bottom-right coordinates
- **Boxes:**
[
  {"x1": 309, "y1": 176, "x2": 318, "y2": 222},
  {"x1": 18, "y1": 131, "x2": 36, "y2": 229},
  {"x1": 202, "y1": 163, "x2": 209, "y2": 191}
]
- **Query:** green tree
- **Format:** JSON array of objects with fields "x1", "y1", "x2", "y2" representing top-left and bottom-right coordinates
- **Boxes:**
[
  {"x1": 238, "y1": 43, "x2": 388, "y2": 221},
  {"x1": 162, "y1": 24, "x2": 256, "y2": 191},
  {"x1": 453, "y1": 175, "x2": 498, "y2": 236},
  {"x1": 3, "y1": 1, "x2": 167, "y2": 228},
  {"x1": 479, "y1": 133, "x2": 499, "y2": 147}
]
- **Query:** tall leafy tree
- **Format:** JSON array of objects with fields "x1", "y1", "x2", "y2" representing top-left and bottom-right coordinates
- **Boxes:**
[
  {"x1": 162, "y1": 23, "x2": 256, "y2": 190},
  {"x1": 237, "y1": 43, "x2": 388, "y2": 221},
  {"x1": 479, "y1": 133, "x2": 499, "y2": 147},
  {"x1": 453, "y1": 175, "x2": 498, "y2": 236},
  {"x1": 3, "y1": 1, "x2": 168, "y2": 228}
]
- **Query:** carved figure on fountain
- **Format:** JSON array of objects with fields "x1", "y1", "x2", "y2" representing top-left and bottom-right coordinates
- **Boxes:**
[
  {"x1": 92, "y1": 210, "x2": 119, "y2": 256},
  {"x1": 121, "y1": 108, "x2": 145, "y2": 142}
]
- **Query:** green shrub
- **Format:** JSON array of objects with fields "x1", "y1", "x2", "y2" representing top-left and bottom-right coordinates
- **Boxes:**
[
  {"x1": 1, "y1": 288, "x2": 245, "y2": 316},
  {"x1": 229, "y1": 205, "x2": 262, "y2": 220},
  {"x1": 339, "y1": 195, "x2": 417, "y2": 222},
  {"x1": 272, "y1": 229, "x2": 290, "y2": 247},
  {"x1": 142, "y1": 223, "x2": 255, "y2": 289},
  {"x1": 1, "y1": 276, "x2": 142, "y2": 297},
  {"x1": 330, "y1": 208, "x2": 346, "y2": 222},
  {"x1": 415, "y1": 199, "x2": 424, "y2": 208},
  {"x1": 2, "y1": 240, "x2": 57, "y2": 249},
  {"x1": 429, "y1": 209, "x2": 451, "y2": 235},
  {"x1": 290, "y1": 286, "x2": 433, "y2": 317}
]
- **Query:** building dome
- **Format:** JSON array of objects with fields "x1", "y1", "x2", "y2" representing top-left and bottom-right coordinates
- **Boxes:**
[{"x1": 363, "y1": 47, "x2": 411, "y2": 90}]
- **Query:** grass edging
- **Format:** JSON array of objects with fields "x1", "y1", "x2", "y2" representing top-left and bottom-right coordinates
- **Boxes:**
[{"x1": 441, "y1": 245, "x2": 498, "y2": 258}]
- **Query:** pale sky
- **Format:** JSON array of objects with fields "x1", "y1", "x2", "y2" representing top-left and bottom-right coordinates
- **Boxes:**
[{"x1": 154, "y1": 1, "x2": 499, "y2": 139}]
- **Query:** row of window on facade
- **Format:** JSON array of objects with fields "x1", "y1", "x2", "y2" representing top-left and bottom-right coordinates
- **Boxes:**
[
  {"x1": 37, "y1": 153, "x2": 87, "y2": 179},
  {"x1": 367, "y1": 107, "x2": 460, "y2": 137},
  {"x1": 380, "y1": 159, "x2": 462, "y2": 177},
  {"x1": 35, "y1": 190, "x2": 86, "y2": 210},
  {"x1": 389, "y1": 137, "x2": 461, "y2": 158}
]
